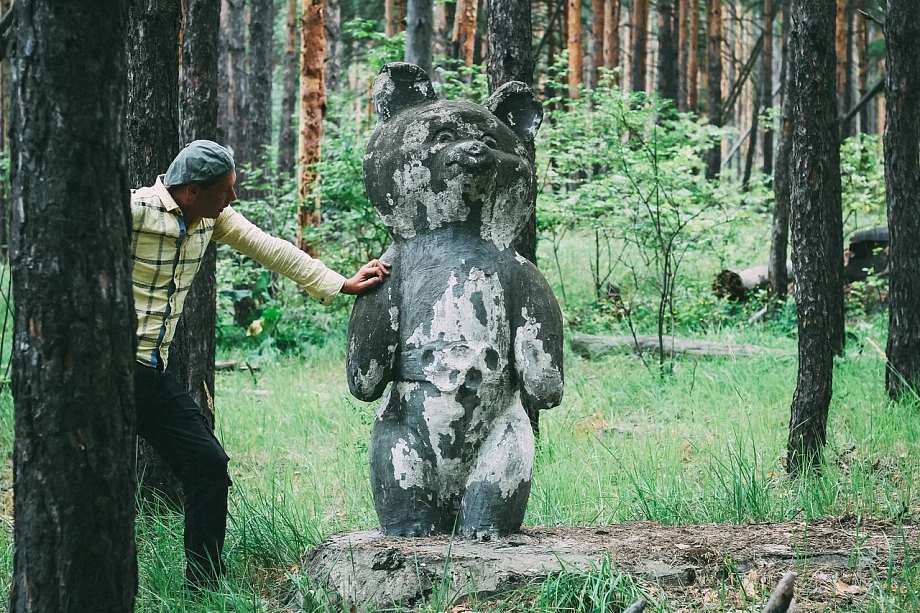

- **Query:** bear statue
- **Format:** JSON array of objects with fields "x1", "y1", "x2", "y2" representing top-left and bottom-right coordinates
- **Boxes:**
[{"x1": 346, "y1": 62, "x2": 564, "y2": 538}]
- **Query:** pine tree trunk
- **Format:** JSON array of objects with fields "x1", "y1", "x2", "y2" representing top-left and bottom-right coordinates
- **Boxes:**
[
  {"x1": 688, "y1": 0, "x2": 700, "y2": 110},
  {"x1": 127, "y1": 0, "x2": 184, "y2": 506},
  {"x1": 657, "y1": 0, "x2": 679, "y2": 104},
  {"x1": 8, "y1": 1, "x2": 138, "y2": 610},
  {"x1": 172, "y1": 0, "x2": 221, "y2": 423},
  {"x1": 434, "y1": 1, "x2": 450, "y2": 59},
  {"x1": 786, "y1": 0, "x2": 841, "y2": 476},
  {"x1": 592, "y1": 0, "x2": 604, "y2": 88},
  {"x1": 386, "y1": 0, "x2": 396, "y2": 37},
  {"x1": 762, "y1": 0, "x2": 775, "y2": 179},
  {"x1": 327, "y1": 0, "x2": 342, "y2": 92},
  {"x1": 835, "y1": 0, "x2": 846, "y2": 117},
  {"x1": 769, "y1": 0, "x2": 792, "y2": 300},
  {"x1": 278, "y1": 0, "x2": 300, "y2": 174},
  {"x1": 567, "y1": 0, "x2": 583, "y2": 95},
  {"x1": 603, "y1": 0, "x2": 619, "y2": 79},
  {"x1": 248, "y1": 0, "x2": 274, "y2": 167},
  {"x1": 406, "y1": 0, "x2": 435, "y2": 74},
  {"x1": 884, "y1": 0, "x2": 920, "y2": 399},
  {"x1": 452, "y1": 0, "x2": 478, "y2": 66},
  {"x1": 218, "y1": 0, "x2": 231, "y2": 144},
  {"x1": 705, "y1": 0, "x2": 722, "y2": 178},
  {"x1": 475, "y1": 0, "x2": 490, "y2": 67},
  {"x1": 297, "y1": 0, "x2": 326, "y2": 253},
  {"x1": 631, "y1": 0, "x2": 649, "y2": 91},
  {"x1": 0, "y1": 0, "x2": 8, "y2": 259},
  {"x1": 856, "y1": 5, "x2": 869, "y2": 134},
  {"x1": 678, "y1": 0, "x2": 689, "y2": 109},
  {"x1": 226, "y1": 0, "x2": 247, "y2": 162}
]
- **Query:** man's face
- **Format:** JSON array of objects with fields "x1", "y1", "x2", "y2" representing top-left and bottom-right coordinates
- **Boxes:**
[{"x1": 195, "y1": 171, "x2": 237, "y2": 219}]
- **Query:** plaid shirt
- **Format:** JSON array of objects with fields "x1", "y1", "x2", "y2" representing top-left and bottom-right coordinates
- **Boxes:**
[{"x1": 130, "y1": 177, "x2": 346, "y2": 369}]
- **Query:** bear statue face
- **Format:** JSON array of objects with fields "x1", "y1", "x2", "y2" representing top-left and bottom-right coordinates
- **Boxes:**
[{"x1": 363, "y1": 63, "x2": 544, "y2": 250}]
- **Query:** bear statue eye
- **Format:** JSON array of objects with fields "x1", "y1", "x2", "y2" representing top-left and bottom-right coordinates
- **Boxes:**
[
  {"x1": 435, "y1": 129, "x2": 456, "y2": 144},
  {"x1": 482, "y1": 135, "x2": 498, "y2": 149}
]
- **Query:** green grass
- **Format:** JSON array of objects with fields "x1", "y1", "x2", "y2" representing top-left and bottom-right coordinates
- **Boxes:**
[{"x1": 0, "y1": 224, "x2": 918, "y2": 611}]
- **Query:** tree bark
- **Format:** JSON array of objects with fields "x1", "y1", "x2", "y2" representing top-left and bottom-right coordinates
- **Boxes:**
[
  {"x1": 452, "y1": 0, "x2": 478, "y2": 66},
  {"x1": 406, "y1": 0, "x2": 434, "y2": 75},
  {"x1": 884, "y1": 0, "x2": 920, "y2": 399},
  {"x1": 678, "y1": 0, "x2": 689, "y2": 109},
  {"x1": 786, "y1": 0, "x2": 841, "y2": 476},
  {"x1": 603, "y1": 0, "x2": 619, "y2": 79},
  {"x1": 172, "y1": 0, "x2": 221, "y2": 422},
  {"x1": 770, "y1": 0, "x2": 792, "y2": 300},
  {"x1": 386, "y1": 0, "x2": 395, "y2": 38},
  {"x1": 297, "y1": 0, "x2": 326, "y2": 253},
  {"x1": 434, "y1": 1, "x2": 450, "y2": 59},
  {"x1": 631, "y1": 0, "x2": 649, "y2": 91},
  {"x1": 835, "y1": 0, "x2": 846, "y2": 117},
  {"x1": 326, "y1": 0, "x2": 342, "y2": 93},
  {"x1": 127, "y1": 0, "x2": 184, "y2": 506},
  {"x1": 8, "y1": 0, "x2": 138, "y2": 610},
  {"x1": 705, "y1": 0, "x2": 722, "y2": 178},
  {"x1": 567, "y1": 0, "x2": 583, "y2": 95},
  {"x1": 592, "y1": 0, "x2": 604, "y2": 88},
  {"x1": 0, "y1": 0, "x2": 8, "y2": 259},
  {"x1": 226, "y1": 0, "x2": 247, "y2": 162},
  {"x1": 688, "y1": 0, "x2": 700, "y2": 110},
  {"x1": 278, "y1": 0, "x2": 300, "y2": 174},
  {"x1": 657, "y1": 0, "x2": 679, "y2": 105},
  {"x1": 218, "y1": 0, "x2": 231, "y2": 145},
  {"x1": 248, "y1": 0, "x2": 274, "y2": 167},
  {"x1": 762, "y1": 0, "x2": 775, "y2": 178},
  {"x1": 856, "y1": 4, "x2": 869, "y2": 134}
]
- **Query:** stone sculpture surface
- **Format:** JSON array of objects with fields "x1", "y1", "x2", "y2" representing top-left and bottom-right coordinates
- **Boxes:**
[{"x1": 347, "y1": 62, "x2": 564, "y2": 537}]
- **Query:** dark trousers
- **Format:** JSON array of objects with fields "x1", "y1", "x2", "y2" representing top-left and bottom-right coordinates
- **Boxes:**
[{"x1": 134, "y1": 363, "x2": 231, "y2": 588}]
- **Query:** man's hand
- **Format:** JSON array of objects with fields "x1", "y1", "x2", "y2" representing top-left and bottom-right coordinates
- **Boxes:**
[{"x1": 341, "y1": 259, "x2": 392, "y2": 295}]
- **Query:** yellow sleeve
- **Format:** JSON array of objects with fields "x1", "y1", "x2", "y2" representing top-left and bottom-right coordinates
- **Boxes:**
[{"x1": 212, "y1": 206, "x2": 346, "y2": 305}]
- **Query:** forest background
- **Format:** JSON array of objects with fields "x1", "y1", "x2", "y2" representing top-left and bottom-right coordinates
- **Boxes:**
[{"x1": 0, "y1": 0, "x2": 917, "y2": 611}]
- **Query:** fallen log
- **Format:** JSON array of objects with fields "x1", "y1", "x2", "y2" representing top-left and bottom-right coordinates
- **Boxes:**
[
  {"x1": 712, "y1": 261, "x2": 792, "y2": 302},
  {"x1": 571, "y1": 333, "x2": 783, "y2": 360}
]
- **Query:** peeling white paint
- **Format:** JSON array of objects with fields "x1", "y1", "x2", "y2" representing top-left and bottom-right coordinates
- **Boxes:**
[
  {"x1": 466, "y1": 398, "x2": 535, "y2": 499},
  {"x1": 391, "y1": 437, "x2": 426, "y2": 490},
  {"x1": 514, "y1": 307, "x2": 561, "y2": 401},
  {"x1": 389, "y1": 306, "x2": 399, "y2": 331}
]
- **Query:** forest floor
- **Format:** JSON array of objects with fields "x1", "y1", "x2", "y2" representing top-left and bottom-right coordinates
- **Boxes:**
[{"x1": 301, "y1": 516, "x2": 920, "y2": 612}]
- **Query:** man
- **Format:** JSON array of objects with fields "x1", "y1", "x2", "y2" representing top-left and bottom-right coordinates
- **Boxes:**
[{"x1": 130, "y1": 140, "x2": 388, "y2": 591}]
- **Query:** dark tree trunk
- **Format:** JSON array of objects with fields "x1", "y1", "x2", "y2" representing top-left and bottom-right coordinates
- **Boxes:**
[
  {"x1": 688, "y1": 0, "x2": 700, "y2": 110},
  {"x1": 218, "y1": 0, "x2": 231, "y2": 145},
  {"x1": 657, "y1": 0, "x2": 679, "y2": 105},
  {"x1": 487, "y1": 0, "x2": 539, "y2": 434},
  {"x1": 278, "y1": 0, "x2": 299, "y2": 175},
  {"x1": 248, "y1": 0, "x2": 273, "y2": 168},
  {"x1": 327, "y1": 0, "x2": 342, "y2": 93},
  {"x1": 762, "y1": 0, "x2": 775, "y2": 178},
  {"x1": 884, "y1": 0, "x2": 920, "y2": 399},
  {"x1": 173, "y1": 0, "x2": 220, "y2": 424},
  {"x1": 226, "y1": 0, "x2": 247, "y2": 162},
  {"x1": 592, "y1": 0, "x2": 604, "y2": 88},
  {"x1": 743, "y1": 95, "x2": 759, "y2": 190},
  {"x1": 127, "y1": 0, "x2": 185, "y2": 506},
  {"x1": 8, "y1": 0, "x2": 138, "y2": 610},
  {"x1": 0, "y1": 0, "x2": 11, "y2": 259},
  {"x1": 705, "y1": 0, "x2": 722, "y2": 179},
  {"x1": 786, "y1": 0, "x2": 841, "y2": 477},
  {"x1": 631, "y1": 0, "x2": 649, "y2": 91},
  {"x1": 678, "y1": 0, "x2": 689, "y2": 109},
  {"x1": 769, "y1": 0, "x2": 792, "y2": 299},
  {"x1": 406, "y1": 0, "x2": 434, "y2": 75}
]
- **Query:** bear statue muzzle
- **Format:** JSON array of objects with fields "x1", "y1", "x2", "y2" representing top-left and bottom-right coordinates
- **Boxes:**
[{"x1": 445, "y1": 140, "x2": 495, "y2": 174}]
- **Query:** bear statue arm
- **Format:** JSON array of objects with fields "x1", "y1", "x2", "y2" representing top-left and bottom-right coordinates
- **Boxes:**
[
  {"x1": 510, "y1": 263, "x2": 565, "y2": 412},
  {"x1": 346, "y1": 257, "x2": 400, "y2": 402}
]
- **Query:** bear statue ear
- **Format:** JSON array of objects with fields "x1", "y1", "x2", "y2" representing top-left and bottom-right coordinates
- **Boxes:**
[
  {"x1": 372, "y1": 62, "x2": 439, "y2": 124},
  {"x1": 484, "y1": 82, "x2": 544, "y2": 147}
]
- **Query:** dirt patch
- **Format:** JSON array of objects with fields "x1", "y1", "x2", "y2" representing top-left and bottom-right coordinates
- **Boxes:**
[{"x1": 298, "y1": 517, "x2": 919, "y2": 611}]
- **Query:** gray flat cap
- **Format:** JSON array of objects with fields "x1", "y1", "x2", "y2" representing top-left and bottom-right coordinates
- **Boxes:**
[{"x1": 164, "y1": 140, "x2": 235, "y2": 187}]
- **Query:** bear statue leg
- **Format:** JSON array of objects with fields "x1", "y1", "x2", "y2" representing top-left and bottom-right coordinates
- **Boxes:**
[
  {"x1": 369, "y1": 392, "x2": 454, "y2": 536},
  {"x1": 457, "y1": 404, "x2": 535, "y2": 537}
]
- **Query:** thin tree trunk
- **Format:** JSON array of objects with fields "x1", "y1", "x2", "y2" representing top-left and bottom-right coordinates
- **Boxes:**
[
  {"x1": 762, "y1": 0, "x2": 775, "y2": 178},
  {"x1": 546, "y1": 0, "x2": 558, "y2": 99},
  {"x1": 786, "y1": 0, "x2": 841, "y2": 476},
  {"x1": 678, "y1": 0, "x2": 689, "y2": 109},
  {"x1": 8, "y1": 0, "x2": 138, "y2": 610},
  {"x1": 884, "y1": 0, "x2": 920, "y2": 399},
  {"x1": 631, "y1": 0, "x2": 649, "y2": 91},
  {"x1": 454, "y1": 0, "x2": 478, "y2": 67},
  {"x1": 434, "y1": 1, "x2": 449, "y2": 59},
  {"x1": 475, "y1": 0, "x2": 490, "y2": 68},
  {"x1": 603, "y1": 0, "x2": 620, "y2": 82},
  {"x1": 297, "y1": 0, "x2": 326, "y2": 253},
  {"x1": 568, "y1": 0, "x2": 583, "y2": 95},
  {"x1": 218, "y1": 0, "x2": 230, "y2": 144},
  {"x1": 688, "y1": 0, "x2": 700, "y2": 110},
  {"x1": 248, "y1": 0, "x2": 273, "y2": 166},
  {"x1": 769, "y1": 0, "x2": 792, "y2": 300},
  {"x1": 856, "y1": 3, "x2": 869, "y2": 134},
  {"x1": 226, "y1": 0, "x2": 247, "y2": 162},
  {"x1": 278, "y1": 0, "x2": 299, "y2": 174},
  {"x1": 592, "y1": 0, "x2": 604, "y2": 88},
  {"x1": 705, "y1": 0, "x2": 722, "y2": 178},
  {"x1": 835, "y1": 0, "x2": 846, "y2": 117},
  {"x1": 172, "y1": 0, "x2": 221, "y2": 422},
  {"x1": 657, "y1": 0, "x2": 679, "y2": 105},
  {"x1": 127, "y1": 0, "x2": 184, "y2": 505},
  {"x1": 406, "y1": 0, "x2": 434, "y2": 74},
  {"x1": 327, "y1": 0, "x2": 342, "y2": 92},
  {"x1": 386, "y1": 0, "x2": 395, "y2": 37}
]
